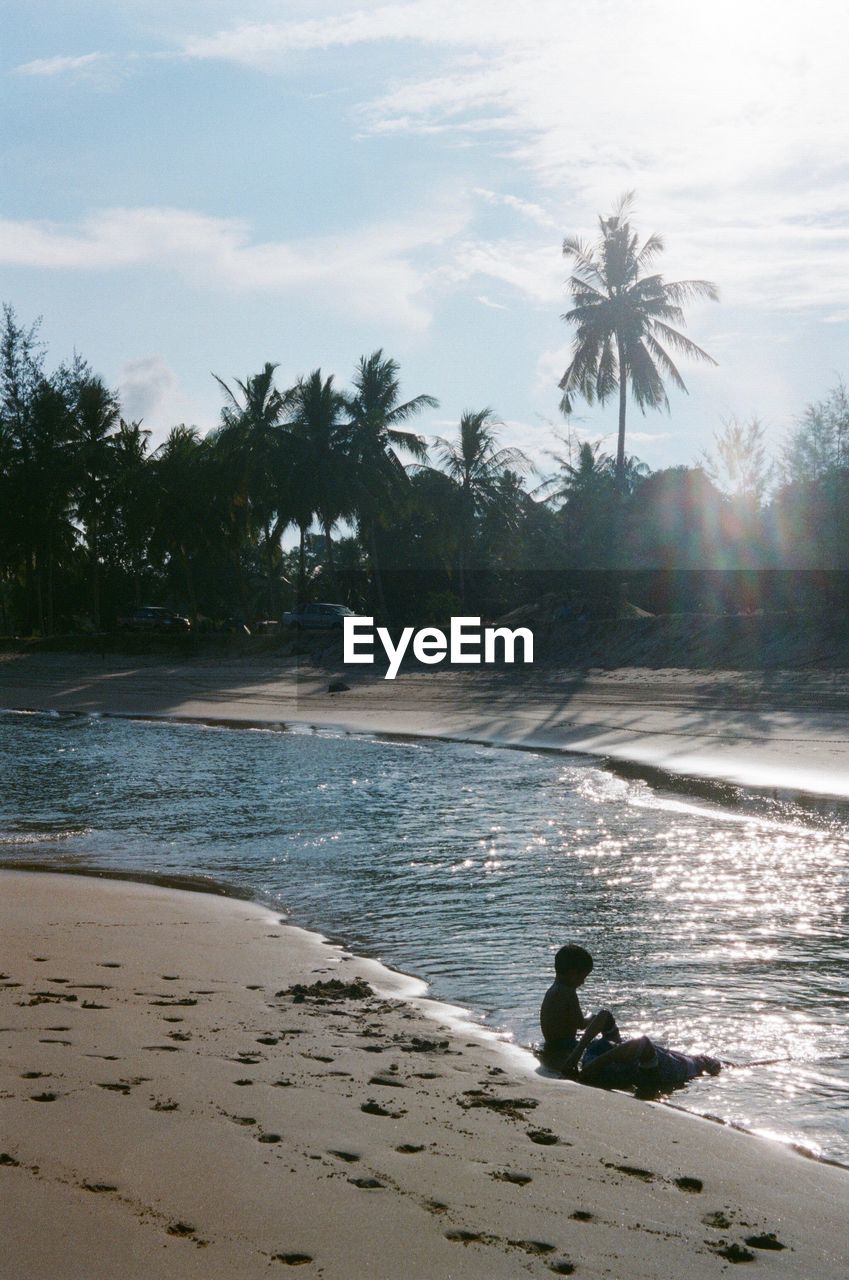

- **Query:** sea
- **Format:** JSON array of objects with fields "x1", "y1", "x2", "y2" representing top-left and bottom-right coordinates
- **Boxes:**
[{"x1": 2, "y1": 708, "x2": 848, "y2": 1163}]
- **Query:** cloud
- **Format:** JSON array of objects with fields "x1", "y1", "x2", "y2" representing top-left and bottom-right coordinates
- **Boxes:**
[
  {"x1": 117, "y1": 355, "x2": 183, "y2": 438},
  {"x1": 176, "y1": 1, "x2": 849, "y2": 317},
  {"x1": 14, "y1": 52, "x2": 108, "y2": 78},
  {"x1": 474, "y1": 188, "x2": 558, "y2": 230},
  {"x1": 0, "y1": 203, "x2": 469, "y2": 330}
]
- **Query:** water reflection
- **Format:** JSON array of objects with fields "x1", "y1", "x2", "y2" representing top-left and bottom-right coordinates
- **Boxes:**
[{"x1": 1, "y1": 709, "x2": 848, "y2": 1160}]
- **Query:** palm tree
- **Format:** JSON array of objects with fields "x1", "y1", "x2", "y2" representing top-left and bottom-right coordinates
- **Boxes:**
[
  {"x1": 212, "y1": 363, "x2": 295, "y2": 619},
  {"x1": 111, "y1": 418, "x2": 153, "y2": 608},
  {"x1": 26, "y1": 379, "x2": 77, "y2": 634},
  {"x1": 436, "y1": 409, "x2": 529, "y2": 604},
  {"x1": 71, "y1": 376, "x2": 121, "y2": 629},
  {"x1": 559, "y1": 193, "x2": 718, "y2": 490},
  {"x1": 288, "y1": 370, "x2": 352, "y2": 586},
  {"x1": 346, "y1": 350, "x2": 438, "y2": 618},
  {"x1": 151, "y1": 426, "x2": 221, "y2": 618}
]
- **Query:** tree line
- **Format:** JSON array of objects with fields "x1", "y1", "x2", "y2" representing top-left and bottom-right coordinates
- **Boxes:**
[
  {"x1": 1, "y1": 298, "x2": 846, "y2": 637},
  {"x1": 1, "y1": 196, "x2": 847, "y2": 635}
]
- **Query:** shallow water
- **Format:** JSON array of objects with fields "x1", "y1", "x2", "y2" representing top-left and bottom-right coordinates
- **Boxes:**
[{"x1": 2, "y1": 709, "x2": 849, "y2": 1162}]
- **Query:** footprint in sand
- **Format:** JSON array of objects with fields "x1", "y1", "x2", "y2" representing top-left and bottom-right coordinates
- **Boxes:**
[
  {"x1": 509, "y1": 1240, "x2": 557, "y2": 1256},
  {"x1": 1, "y1": 1153, "x2": 21, "y2": 1167},
  {"x1": 166, "y1": 1222, "x2": 197, "y2": 1238},
  {"x1": 150, "y1": 1100, "x2": 179, "y2": 1112},
  {"x1": 744, "y1": 1233, "x2": 786, "y2": 1251},
  {"x1": 97, "y1": 962, "x2": 121, "y2": 969},
  {"x1": 20, "y1": 1071, "x2": 49, "y2": 1080},
  {"x1": 549, "y1": 1262, "x2": 575, "y2": 1275},
  {"x1": 234, "y1": 1079, "x2": 254, "y2": 1087},
  {"x1": 271, "y1": 1253, "x2": 312, "y2": 1266},
  {"x1": 445, "y1": 1230, "x2": 491, "y2": 1245},
  {"x1": 395, "y1": 1144, "x2": 424, "y2": 1154},
  {"x1": 491, "y1": 1170, "x2": 532, "y2": 1186},
  {"x1": 30, "y1": 1092, "x2": 58, "y2": 1102},
  {"x1": 711, "y1": 1242, "x2": 756, "y2": 1263},
  {"x1": 527, "y1": 1129, "x2": 560, "y2": 1146},
  {"x1": 328, "y1": 1150, "x2": 360, "y2": 1163},
  {"x1": 570, "y1": 1210, "x2": 593, "y2": 1222},
  {"x1": 360, "y1": 1100, "x2": 405, "y2": 1118},
  {"x1": 675, "y1": 1176, "x2": 703, "y2": 1193},
  {"x1": 604, "y1": 1162, "x2": 655, "y2": 1182},
  {"x1": 348, "y1": 1177, "x2": 384, "y2": 1189},
  {"x1": 258, "y1": 1133, "x2": 282, "y2": 1143},
  {"x1": 83, "y1": 1182, "x2": 117, "y2": 1194},
  {"x1": 703, "y1": 1211, "x2": 733, "y2": 1229}
]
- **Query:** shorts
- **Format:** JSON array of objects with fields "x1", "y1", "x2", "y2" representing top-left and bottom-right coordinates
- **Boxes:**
[{"x1": 582, "y1": 1038, "x2": 702, "y2": 1088}]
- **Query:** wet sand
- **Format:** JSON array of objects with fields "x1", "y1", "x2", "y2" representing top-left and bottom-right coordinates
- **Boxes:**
[{"x1": 2, "y1": 870, "x2": 848, "y2": 1279}]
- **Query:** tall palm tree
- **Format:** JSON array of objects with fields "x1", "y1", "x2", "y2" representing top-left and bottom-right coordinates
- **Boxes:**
[
  {"x1": 559, "y1": 193, "x2": 718, "y2": 490},
  {"x1": 346, "y1": 350, "x2": 438, "y2": 618},
  {"x1": 437, "y1": 409, "x2": 529, "y2": 604}
]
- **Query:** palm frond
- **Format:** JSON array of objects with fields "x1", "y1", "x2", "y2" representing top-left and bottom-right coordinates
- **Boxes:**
[
  {"x1": 650, "y1": 321, "x2": 718, "y2": 365},
  {"x1": 663, "y1": 278, "x2": 720, "y2": 305}
]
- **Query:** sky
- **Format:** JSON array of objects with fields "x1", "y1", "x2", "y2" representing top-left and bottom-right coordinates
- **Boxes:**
[{"x1": 3, "y1": 0, "x2": 849, "y2": 484}]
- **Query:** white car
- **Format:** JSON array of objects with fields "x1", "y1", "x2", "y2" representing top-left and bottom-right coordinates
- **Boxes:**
[{"x1": 282, "y1": 603, "x2": 355, "y2": 631}]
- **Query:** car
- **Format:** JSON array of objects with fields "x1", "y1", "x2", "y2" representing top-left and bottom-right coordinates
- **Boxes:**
[
  {"x1": 282, "y1": 603, "x2": 355, "y2": 631},
  {"x1": 117, "y1": 606, "x2": 191, "y2": 633}
]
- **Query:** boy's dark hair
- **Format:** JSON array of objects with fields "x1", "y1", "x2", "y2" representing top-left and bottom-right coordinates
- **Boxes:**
[{"x1": 554, "y1": 943, "x2": 593, "y2": 977}]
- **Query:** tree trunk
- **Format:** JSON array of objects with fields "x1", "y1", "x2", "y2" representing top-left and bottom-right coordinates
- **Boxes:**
[
  {"x1": 46, "y1": 543, "x2": 54, "y2": 636},
  {"x1": 368, "y1": 524, "x2": 389, "y2": 624},
  {"x1": 90, "y1": 515, "x2": 101, "y2": 631},
  {"x1": 322, "y1": 517, "x2": 337, "y2": 590},
  {"x1": 616, "y1": 336, "x2": 627, "y2": 490},
  {"x1": 297, "y1": 523, "x2": 307, "y2": 602},
  {"x1": 264, "y1": 523, "x2": 275, "y2": 619},
  {"x1": 181, "y1": 547, "x2": 198, "y2": 620}
]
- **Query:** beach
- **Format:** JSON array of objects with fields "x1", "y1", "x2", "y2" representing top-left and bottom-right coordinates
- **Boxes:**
[
  {"x1": 3, "y1": 869, "x2": 849, "y2": 1280},
  {"x1": 3, "y1": 650, "x2": 849, "y2": 1277}
]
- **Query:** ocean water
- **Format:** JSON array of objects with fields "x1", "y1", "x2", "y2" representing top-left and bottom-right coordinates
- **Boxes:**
[{"x1": 2, "y1": 708, "x2": 848, "y2": 1163}]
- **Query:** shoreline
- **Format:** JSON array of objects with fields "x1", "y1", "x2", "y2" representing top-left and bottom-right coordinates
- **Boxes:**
[
  {"x1": 3, "y1": 650, "x2": 849, "y2": 800},
  {"x1": 3, "y1": 868, "x2": 849, "y2": 1279}
]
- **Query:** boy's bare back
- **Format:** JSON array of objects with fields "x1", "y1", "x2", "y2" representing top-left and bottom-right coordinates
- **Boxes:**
[{"x1": 540, "y1": 978, "x2": 583, "y2": 1045}]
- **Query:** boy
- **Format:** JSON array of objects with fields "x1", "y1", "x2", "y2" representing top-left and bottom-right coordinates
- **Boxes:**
[{"x1": 540, "y1": 943, "x2": 720, "y2": 1088}]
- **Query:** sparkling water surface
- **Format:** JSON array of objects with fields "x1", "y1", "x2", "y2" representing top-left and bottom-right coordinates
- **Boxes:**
[{"x1": 2, "y1": 709, "x2": 848, "y2": 1162}]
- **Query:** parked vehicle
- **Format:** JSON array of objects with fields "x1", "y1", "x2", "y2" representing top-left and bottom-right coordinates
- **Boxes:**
[
  {"x1": 282, "y1": 603, "x2": 355, "y2": 631},
  {"x1": 117, "y1": 606, "x2": 191, "y2": 633}
]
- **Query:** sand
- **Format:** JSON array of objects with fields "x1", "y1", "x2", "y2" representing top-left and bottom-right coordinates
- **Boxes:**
[{"x1": 2, "y1": 870, "x2": 848, "y2": 1280}]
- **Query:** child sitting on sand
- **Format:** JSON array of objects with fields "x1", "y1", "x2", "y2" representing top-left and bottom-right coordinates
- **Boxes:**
[{"x1": 539, "y1": 943, "x2": 721, "y2": 1089}]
